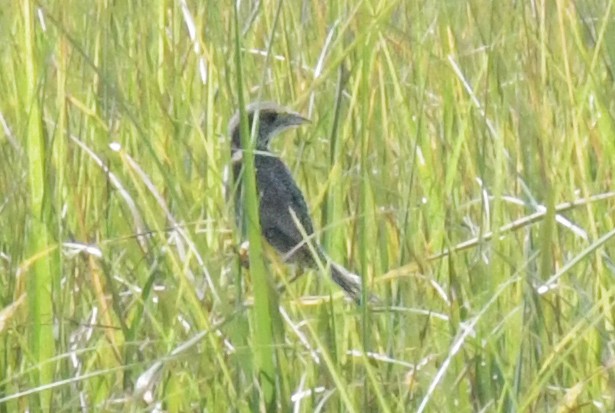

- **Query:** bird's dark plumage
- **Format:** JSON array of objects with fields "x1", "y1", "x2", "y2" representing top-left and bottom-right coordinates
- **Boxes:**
[{"x1": 229, "y1": 101, "x2": 366, "y2": 303}]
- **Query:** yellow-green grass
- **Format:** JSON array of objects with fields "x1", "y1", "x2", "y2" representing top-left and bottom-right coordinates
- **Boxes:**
[{"x1": 1, "y1": 0, "x2": 614, "y2": 411}]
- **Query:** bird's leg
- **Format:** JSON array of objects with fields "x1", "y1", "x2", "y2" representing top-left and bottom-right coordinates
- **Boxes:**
[
  {"x1": 236, "y1": 240, "x2": 250, "y2": 269},
  {"x1": 276, "y1": 263, "x2": 307, "y2": 294}
]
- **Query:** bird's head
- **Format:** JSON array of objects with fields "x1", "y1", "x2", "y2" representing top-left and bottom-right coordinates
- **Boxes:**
[{"x1": 229, "y1": 102, "x2": 310, "y2": 151}]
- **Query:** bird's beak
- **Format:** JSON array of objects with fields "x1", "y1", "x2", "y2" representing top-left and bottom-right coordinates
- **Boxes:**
[{"x1": 285, "y1": 112, "x2": 311, "y2": 127}]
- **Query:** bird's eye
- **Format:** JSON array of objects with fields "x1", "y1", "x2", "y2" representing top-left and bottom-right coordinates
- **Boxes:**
[{"x1": 264, "y1": 112, "x2": 277, "y2": 123}]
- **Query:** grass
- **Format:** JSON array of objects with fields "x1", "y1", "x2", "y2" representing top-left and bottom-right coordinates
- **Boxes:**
[{"x1": 1, "y1": 0, "x2": 614, "y2": 411}]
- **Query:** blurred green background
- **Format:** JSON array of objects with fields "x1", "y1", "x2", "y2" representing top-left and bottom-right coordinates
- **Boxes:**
[{"x1": 1, "y1": 0, "x2": 614, "y2": 411}]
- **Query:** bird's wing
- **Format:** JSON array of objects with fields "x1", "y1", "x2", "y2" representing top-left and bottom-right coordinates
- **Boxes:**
[{"x1": 256, "y1": 156, "x2": 317, "y2": 260}]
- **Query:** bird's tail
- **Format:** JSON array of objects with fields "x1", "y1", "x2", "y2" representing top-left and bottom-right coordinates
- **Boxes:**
[{"x1": 329, "y1": 261, "x2": 381, "y2": 304}]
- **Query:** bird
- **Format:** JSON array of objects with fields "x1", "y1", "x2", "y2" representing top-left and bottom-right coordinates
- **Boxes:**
[{"x1": 228, "y1": 101, "x2": 367, "y2": 303}]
